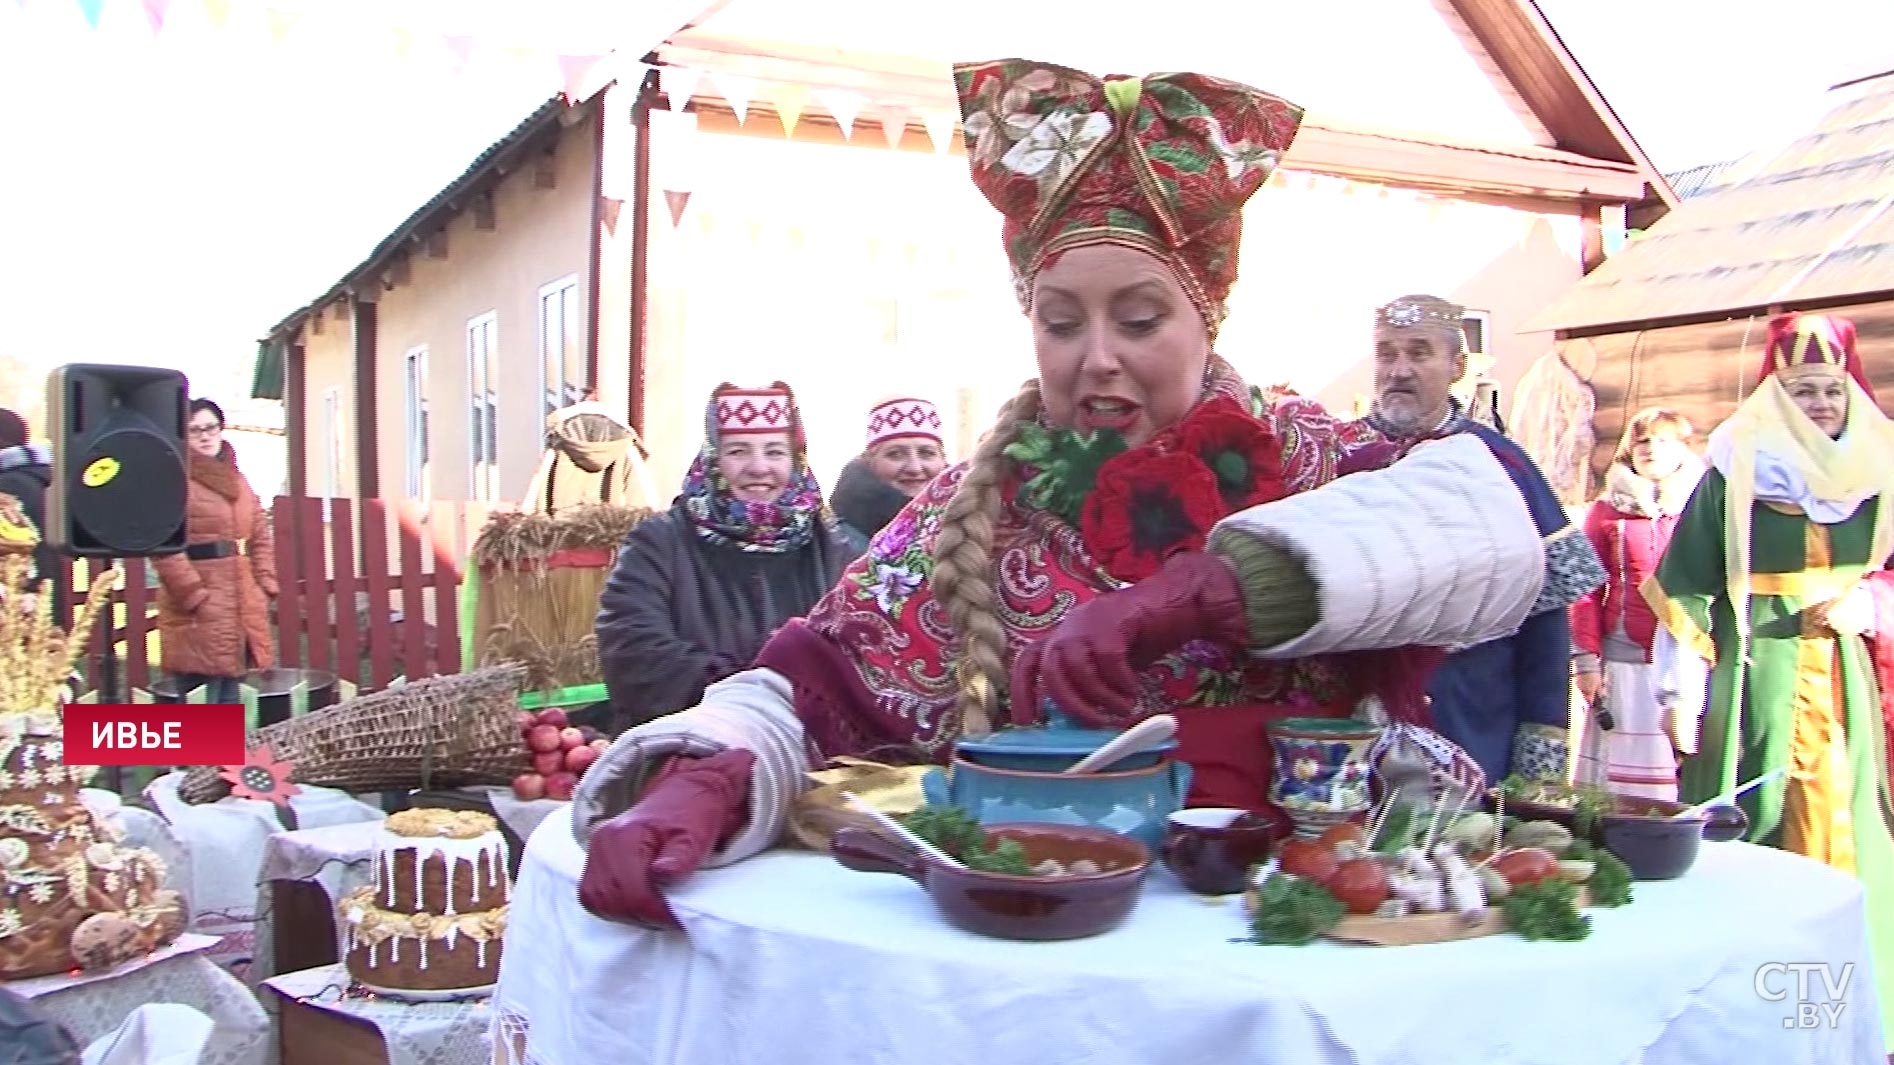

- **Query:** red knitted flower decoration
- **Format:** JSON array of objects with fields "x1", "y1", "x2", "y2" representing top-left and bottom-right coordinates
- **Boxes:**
[
  {"x1": 1080, "y1": 450, "x2": 1223, "y2": 583},
  {"x1": 220, "y1": 744, "x2": 300, "y2": 807}
]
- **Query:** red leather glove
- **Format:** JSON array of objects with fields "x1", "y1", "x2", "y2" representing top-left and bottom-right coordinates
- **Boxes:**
[
  {"x1": 1009, "y1": 552, "x2": 1249, "y2": 727},
  {"x1": 577, "y1": 748, "x2": 755, "y2": 929}
]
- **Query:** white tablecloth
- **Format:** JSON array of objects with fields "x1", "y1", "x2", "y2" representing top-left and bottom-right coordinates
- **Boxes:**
[
  {"x1": 19, "y1": 939, "x2": 270, "y2": 1065},
  {"x1": 495, "y1": 807, "x2": 1884, "y2": 1065},
  {"x1": 250, "y1": 821, "x2": 383, "y2": 986},
  {"x1": 265, "y1": 964, "x2": 496, "y2": 1065}
]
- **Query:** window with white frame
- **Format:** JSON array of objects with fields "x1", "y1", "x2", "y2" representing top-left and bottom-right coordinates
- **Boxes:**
[
  {"x1": 467, "y1": 312, "x2": 500, "y2": 502},
  {"x1": 404, "y1": 346, "x2": 430, "y2": 499},
  {"x1": 1461, "y1": 310, "x2": 1491, "y2": 359},
  {"x1": 538, "y1": 275, "x2": 586, "y2": 420},
  {"x1": 321, "y1": 387, "x2": 343, "y2": 498}
]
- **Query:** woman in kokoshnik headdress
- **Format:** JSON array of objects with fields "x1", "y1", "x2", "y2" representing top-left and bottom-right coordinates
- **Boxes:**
[
  {"x1": 1645, "y1": 312, "x2": 1894, "y2": 1044},
  {"x1": 594, "y1": 383, "x2": 850, "y2": 732},
  {"x1": 570, "y1": 59, "x2": 1555, "y2": 929}
]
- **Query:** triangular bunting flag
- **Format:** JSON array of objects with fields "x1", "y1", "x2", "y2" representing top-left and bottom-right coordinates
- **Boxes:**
[
  {"x1": 141, "y1": 0, "x2": 170, "y2": 32},
  {"x1": 443, "y1": 35, "x2": 476, "y2": 68},
  {"x1": 920, "y1": 109, "x2": 957, "y2": 154},
  {"x1": 709, "y1": 71, "x2": 755, "y2": 124},
  {"x1": 558, "y1": 54, "x2": 606, "y2": 102},
  {"x1": 78, "y1": 0, "x2": 104, "y2": 29},
  {"x1": 817, "y1": 88, "x2": 862, "y2": 140},
  {"x1": 265, "y1": 6, "x2": 299, "y2": 45},
  {"x1": 661, "y1": 65, "x2": 700, "y2": 111},
  {"x1": 501, "y1": 47, "x2": 537, "y2": 66},
  {"x1": 664, "y1": 190, "x2": 691, "y2": 227},
  {"x1": 202, "y1": 0, "x2": 230, "y2": 31},
  {"x1": 878, "y1": 103, "x2": 910, "y2": 150},
  {"x1": 772, "y1": 81, "x2": 809, "y2": 138},
  {"x1": 391, "y1": 26, "x2": 414, "y2": 63}
]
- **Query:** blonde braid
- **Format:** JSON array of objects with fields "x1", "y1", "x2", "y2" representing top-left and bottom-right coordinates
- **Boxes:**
[{"x1": 933, "y1": 378, "x2": 1043, "y2": 738}]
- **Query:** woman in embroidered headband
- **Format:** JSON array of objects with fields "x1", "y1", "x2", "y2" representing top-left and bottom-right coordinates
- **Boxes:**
[
  {"x1": 1571, "y1": 407, "x2": 1703, "y2": 798},
  {"x1": 1646, "y1": 313, "x2": 1894, "y2": 1041},
  {"x1": 832, "y1": 396, "x2": 949, "y2": 556},
  {"x1": 569, "y1": 60, "x2": 1553, "y2": 928},
  {"x1": 593, "y1": 383, "x2": 849, "y2": 732}
]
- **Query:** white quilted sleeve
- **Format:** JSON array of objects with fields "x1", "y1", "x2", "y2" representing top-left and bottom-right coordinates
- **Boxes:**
[
  {"x1": 569, "y1": 668, "x2": 809, "y2": 867},
  {"x1": 1208, "y1": 434, "x2": 1545, "y2": 658}
]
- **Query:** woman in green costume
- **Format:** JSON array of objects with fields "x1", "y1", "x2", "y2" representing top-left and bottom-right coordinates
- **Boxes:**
[{"x1": 1645, "y1": 312, "x2": 1894, "y2": 1041}]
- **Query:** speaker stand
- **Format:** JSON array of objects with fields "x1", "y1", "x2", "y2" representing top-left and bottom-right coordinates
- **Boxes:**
[{"x1": 95, "y1": 595, "x2": 124, "y2": 795}]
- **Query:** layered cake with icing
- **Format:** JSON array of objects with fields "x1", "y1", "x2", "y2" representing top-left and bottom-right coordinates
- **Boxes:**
[
  {"x1": 0, "y1": 713, "x2": 186, "y2": 979},
  {"x1": 340, "y1": 808, "x2": 510, "y2": 996}
]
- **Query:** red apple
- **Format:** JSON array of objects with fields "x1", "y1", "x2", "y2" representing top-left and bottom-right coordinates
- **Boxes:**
[
  {"x1": 565, "y1": 745, "x2": 599, "y2": 774},
  {"x1": 544, "y1": 771, "x2": 578, "y2": 801},
  {"x1": 516, "y1": 711, "x2": 538, "y2": 736},
  {"x1": 536, "y1": 708, "x2": 569, "y2": 729},
  {"x1": 590, "y1": 738, "x2": 610, "y2": 753},
  {"x1": 559, "y1": 727, "x2": 586, "y2": 750},
  {"x1": 527, "y1": 724, "x2": 563, "y2": 753},
  {"x1": 532, "y1": 750, "x2": 565, "y2": 776},
  {"x1": 512, "y1": 773, "x2": 546, "y2": 801}
]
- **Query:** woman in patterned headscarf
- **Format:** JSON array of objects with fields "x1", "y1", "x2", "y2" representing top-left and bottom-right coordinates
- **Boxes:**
[
  {"x1": 568, "y1": 59, "x2": 1552, "y2": 929},
  {"x1": 593, "y1": 383, "x2": 849, "y2": 732},
  {"x1": 1646, "y1": 313, "x2": 1894, "y2": 1043}
]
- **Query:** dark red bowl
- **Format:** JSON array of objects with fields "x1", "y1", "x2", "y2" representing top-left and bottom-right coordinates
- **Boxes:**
[{"x1": 830, "y1": 823, "x2": 1151, "y2": 941}]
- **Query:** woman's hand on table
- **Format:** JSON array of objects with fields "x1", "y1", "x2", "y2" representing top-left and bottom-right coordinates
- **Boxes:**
[
  {"x1": 577, "y1": 748, "x2": 756, "y2": 928},
  {"x1": 1008, "y1": 552, "x2": 1248, "y2": 726}
]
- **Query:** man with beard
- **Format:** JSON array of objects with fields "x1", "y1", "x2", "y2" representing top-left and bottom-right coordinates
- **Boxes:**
[{"x1": 1355, "y1": 294, "x2": 1605, "y2": 783}]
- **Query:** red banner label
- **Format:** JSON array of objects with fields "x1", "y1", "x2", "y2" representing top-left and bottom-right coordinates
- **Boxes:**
[{"x1": 61, "y1": 704, "x2": 247, "y2": 766}]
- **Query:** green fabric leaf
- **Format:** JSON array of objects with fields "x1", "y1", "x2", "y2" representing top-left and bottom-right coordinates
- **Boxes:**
[
  {"x1": 1008, "y1": 424, "x2": 1127, "y2": 527},
  {"x1": 1146, "y1": 140, "x2": 1210, "y2": 175}
]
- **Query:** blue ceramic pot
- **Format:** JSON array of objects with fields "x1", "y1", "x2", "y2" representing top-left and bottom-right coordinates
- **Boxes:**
[
  {"x1": 952, "y1": 708, "x2": 1180, "y2": 773},
  {"x1": 921, "y1": 754, "x2": 1193, "y2": 853}
]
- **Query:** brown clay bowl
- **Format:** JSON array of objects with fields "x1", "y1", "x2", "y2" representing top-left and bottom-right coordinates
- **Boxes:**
[
  {"x1": 1598, "y1": 799, "x2": 1749, "y2": 880},
  {"x1": 830, "y1": 823, "x2": 1151, "y2": 941}
]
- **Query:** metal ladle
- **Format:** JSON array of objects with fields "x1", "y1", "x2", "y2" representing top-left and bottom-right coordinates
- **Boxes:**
[{"x1": 1062, "y1": 715, "x2": 1178, "y2": 775}]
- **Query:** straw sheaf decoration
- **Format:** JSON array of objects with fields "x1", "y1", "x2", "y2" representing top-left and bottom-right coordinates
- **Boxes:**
[
  {"x1": 0, "y1": 495, "x2": 116, "y2": 721},
  {"x1": 175, "y1": 664, "x2": 530, "y2": 803},
  {"x1": 469, "y1": 504, "x2": 652, "y2": 692}
]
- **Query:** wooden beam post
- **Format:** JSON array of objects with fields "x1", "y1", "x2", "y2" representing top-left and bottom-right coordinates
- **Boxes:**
[
  {"x1": 1580, "y1": 200, "x2": 1606, "y2": 274},
  {"x1": 286, "y1": 341, "x2": 308, "y2": 499},
  {"x1": 349, "y1": 295, "x2": 381, "y2": 498}
]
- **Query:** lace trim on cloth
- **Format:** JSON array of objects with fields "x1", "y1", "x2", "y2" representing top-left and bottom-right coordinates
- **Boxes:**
[
  {"x1": 496, "y1": 1002, "x2": 543, "y2": 1065},
  {"x1": 1512, "y1": 722, "x2": 1570, "y2": 782},
  {"x1": 1533, "y1": 527, "x2": 1606, "y2": 618}
]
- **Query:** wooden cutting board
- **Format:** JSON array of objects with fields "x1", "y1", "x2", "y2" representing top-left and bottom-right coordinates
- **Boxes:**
[{"x1": 1245, "y1": 886, "x2": 1594, "y2": 946}]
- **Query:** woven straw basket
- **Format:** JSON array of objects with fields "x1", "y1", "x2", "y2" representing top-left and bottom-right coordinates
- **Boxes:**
[{"x1": 177, "y1": 664, "x2": 529, "y2": 803}]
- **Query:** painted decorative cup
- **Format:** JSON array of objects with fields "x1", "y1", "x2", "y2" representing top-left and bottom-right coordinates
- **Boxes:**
[
  {"x1": 1266, "y1": 718, "x2": 1384, "y2": 838},
  {"x1": 1160, "y1": 808, "x2": 1281, "y2": 895}
]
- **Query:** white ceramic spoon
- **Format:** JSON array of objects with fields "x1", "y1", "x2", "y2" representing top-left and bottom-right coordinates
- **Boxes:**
[{"x1": 1063, "y1": 714, "x2": 1178, "y2": 775}]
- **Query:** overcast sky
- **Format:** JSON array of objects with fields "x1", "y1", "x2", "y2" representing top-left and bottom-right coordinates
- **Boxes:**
[{"x1": 0, "y1": 0, "x2": 1887, "y2": 396}]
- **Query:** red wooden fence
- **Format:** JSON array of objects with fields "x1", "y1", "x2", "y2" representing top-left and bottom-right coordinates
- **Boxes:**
[{"x1": 63, "y1": 497, "x2": 496, "y2": 698}]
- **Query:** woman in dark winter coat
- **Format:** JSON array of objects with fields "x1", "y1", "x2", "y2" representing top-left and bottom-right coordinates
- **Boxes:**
[
  {"x1": 595, "y1": 383, "x2": 848, "y2": 731},
  {"x1": 152, "y1": 399, "x2": 278, "y2": 703},
  {"x1": 833, "y1": 397, "x2": 949, "y2": 555}
]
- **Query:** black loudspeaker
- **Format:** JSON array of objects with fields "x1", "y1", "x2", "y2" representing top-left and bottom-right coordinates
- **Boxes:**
[{"x1": 46, "y1": 364, "x2": 189, "y2": 557}]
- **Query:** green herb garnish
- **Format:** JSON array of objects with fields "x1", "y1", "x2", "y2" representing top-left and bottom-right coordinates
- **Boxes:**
[
  {"x1": 1502, "y1": 878, "x2": 1592, "y2": 941},
  {"x1": 901, "y1": 805, "x2": 1034, "y2": 875},
  {"x1": 1564, "y1": 839, "x2": 1633, "y2": 907},
  {"x1": 1249, "y1": 875, "x2": 1346, "y2": 946},
  {"x1": 961, "y1": 837, "x2": 1033, "y2": 876}
]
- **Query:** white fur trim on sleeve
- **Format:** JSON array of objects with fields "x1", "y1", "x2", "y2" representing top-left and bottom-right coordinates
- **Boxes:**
[
  {"x1": 1209, "y1": 434, "x2": 1545, "y2": 658},
  {"x1": 568, "y1": 668, "x2": 809, "y2": 867}
]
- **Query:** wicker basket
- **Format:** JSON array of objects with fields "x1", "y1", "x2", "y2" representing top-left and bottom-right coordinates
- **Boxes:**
[{"x1": 176, "y1": 664, "x2": 529, "y2": 803}]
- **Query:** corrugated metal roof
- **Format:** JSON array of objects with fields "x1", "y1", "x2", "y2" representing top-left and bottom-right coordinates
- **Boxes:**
[
  {"x1": 250, "y1": 93, "x2": 573, "y2": 397},
  {"x1": 1526, "y1": 73, "x2": 1894, "y2": 333}
]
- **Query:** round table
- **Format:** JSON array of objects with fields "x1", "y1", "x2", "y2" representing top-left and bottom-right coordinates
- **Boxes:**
[{"x1": 495, "y1": 807, "x2": 1883, "y2": 1065}]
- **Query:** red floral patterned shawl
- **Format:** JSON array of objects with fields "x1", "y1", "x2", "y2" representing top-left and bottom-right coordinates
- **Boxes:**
[{"x1": 757, "y1": 365, "x2": 1392, "y2": 770}]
